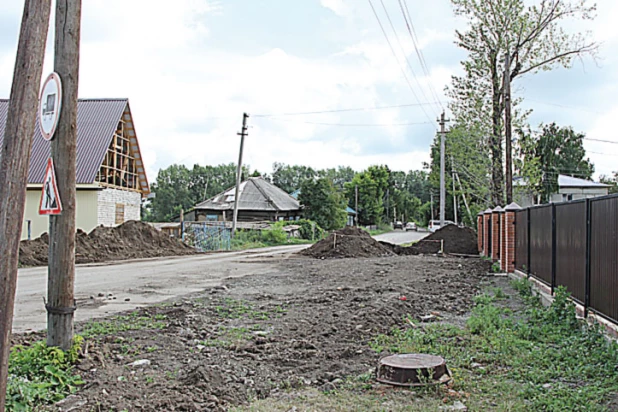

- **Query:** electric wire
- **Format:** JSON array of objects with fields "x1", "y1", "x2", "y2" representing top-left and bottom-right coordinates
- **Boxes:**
[
  {"x1": 367, "y1": 0, "x2": 437, "y2": 128},
  {"x1": 377, "y1": 0, "x2": 440, "y2": 118},
  {"x1": 398, "y1": 0, "x2": 445, "y2": 111},
  {"x1": 252, "y1": 101, "x2": 445, "y2": 118}
]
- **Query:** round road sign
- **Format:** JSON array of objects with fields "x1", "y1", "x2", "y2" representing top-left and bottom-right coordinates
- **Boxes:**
[{"x1": 39, "y1": 72, "x2": 63, "y2": 141}]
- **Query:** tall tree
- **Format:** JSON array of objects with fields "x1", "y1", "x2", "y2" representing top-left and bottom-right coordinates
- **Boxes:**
[
  {"x1": 299, "y1": 178, "x2": 347, "y2": 231},
  {"x1": 150, "y1": 165, "x2": 193, "y2": 222},
  {"x1": 345, "y1": 165, "x2": 390, "y2": 225},
  {"x1": 599, "y1": 172, "x2": 618, "y2": 195},
  {"x1": 516, "y1": 123, "x2": 594, "y2": 202},
  {"x1": 271, "y1": 162, "x2": 316, "y2": 194},
  {"x1": 449, "y1": 0, "x2": 597, "y2": 204},
  {"x1": 317, "y1": 166, "x2": 356, "y2": 191}
]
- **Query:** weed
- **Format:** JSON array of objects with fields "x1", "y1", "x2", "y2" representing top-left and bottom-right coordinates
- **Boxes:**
[
  {"x1": 6, "y1": 336, "x2": 84, "y2": 411},
  {"x1": 80, "y1": 312, "x2": 167, "y2": 337},
  {"x1": 368, "y1": 282, "x2": 618, "y2": 411},
  {"x1": 215, "y1": 298, "x2": 280, "y2": 321},
  {"x1": 491, "y1": 261, "x2": 501, "y2": 273}
]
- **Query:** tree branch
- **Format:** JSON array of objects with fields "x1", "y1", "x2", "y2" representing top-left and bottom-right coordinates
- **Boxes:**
[{"x1": 516, "y1": 43, "x2": 598, "y2": 77}]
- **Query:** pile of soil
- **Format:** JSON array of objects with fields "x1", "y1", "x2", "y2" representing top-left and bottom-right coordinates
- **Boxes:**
[
  {"x1": 301, "y1": 226, "x2": 394, "y2": 259},
  {"x1": 381, "y1": 225, "x2": 479, "y2": 256},
  {"x1": 19, "y1": 221, "x2": 198, "y2": 267}
]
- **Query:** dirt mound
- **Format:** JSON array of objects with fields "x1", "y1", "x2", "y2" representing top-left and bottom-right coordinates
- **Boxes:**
[
  {"x1": 382, "y1": 225, "x2": 479, "y2": 256},
  {"x1": 301, "y1": 226, "x2": 394, "y2": 259},
  {"x1": 19, "y1": 221, "x2": 198, "y2": 267},
  {"x1": 422, "y1": 225, "x2": 478, "y2": 255}
]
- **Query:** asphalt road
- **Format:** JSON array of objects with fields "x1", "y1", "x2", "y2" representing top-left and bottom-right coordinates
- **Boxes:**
[
  {"x1": 13, "y1": 231, "x2": 426, "y2": 333},
  {"x1": 373, "y1": 229, "x2": 427, "y2": 245}
]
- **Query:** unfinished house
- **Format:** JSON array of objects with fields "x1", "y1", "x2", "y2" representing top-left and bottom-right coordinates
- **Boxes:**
[{"x1": 0, "y1": 98, "x2": 150, "y2": 240}]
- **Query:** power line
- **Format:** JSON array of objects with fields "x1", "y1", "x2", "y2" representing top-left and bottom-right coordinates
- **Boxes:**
[
  {"x1": 526, "y1": 98, "x2": 602, "y2": 115},
  {"x1": 252, "y1": 101, "x2": 445, "y2": 118},
  {"x1": 367, "y1": 0, "x2": 436, "y2": 127},
  {"x1": 258, "y1": 118, "x2": 433, "y2": 127},
  {"x1": 398, "y1": 0, "x2": 444, "y2": 111},
  {"x1": 584, "y1": 137, "x2": 618, "y2": 145},
  {"x1": 377, "y1": 0, "x2": 440, "y2": 118}
]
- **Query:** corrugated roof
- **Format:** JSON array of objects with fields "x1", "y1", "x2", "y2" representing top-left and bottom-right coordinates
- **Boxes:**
[
  {"x1": 194, "y1": 177, "x2": 301, "y2": 212},
  {"x1": 0, "y1": 98, "x2": 134, "y2": 184},
  {"x1": 558, "y1": 174, "x2": 609, "y2": 188}
]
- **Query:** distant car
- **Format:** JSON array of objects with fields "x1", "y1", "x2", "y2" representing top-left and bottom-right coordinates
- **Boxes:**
[
  {"x1": 428, "y1": 219, "x2": 455, "y2": 233},
  {"x1": 405, "y1": 222, "x2": 417, "y2": 231},
  {"x1": 394, "y1": 221, "x2": 404, "y2": 230}
]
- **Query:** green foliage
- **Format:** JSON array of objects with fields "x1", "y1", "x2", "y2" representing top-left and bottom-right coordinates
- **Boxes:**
[
  {"x1": 517, "y1": 123, "x2": 595, "y2": 202},
  {"x1": 262, "y1": 227, "x2": 287, "y2": 244},
  {"x1": 599, "y1": 172, "x2": 618, "y2": 194},
  {"x1": 80, "y1": 311, "x2": 167, "y2": 338},
  {"x1": 370, "y1": 280, "x2": 618, "y2": 411},
  {"x1": 6, "y1": 337, "x2": 85, "y2": 411},
  {"x1": 275, "y1": 219, "x2": 325, "y2": 241},
  {"x1": 345, "y1": 165, "x2": 390, "y2": 225},
  {"x1": 448, "y1": 0, "x2": 597, "y2": 203},
  {"x1": 271, "y1": 162, "x2": 316, "y2": 194},
  {"x1": 299, "y1": 178, "x2": 347, "y2": 231}
]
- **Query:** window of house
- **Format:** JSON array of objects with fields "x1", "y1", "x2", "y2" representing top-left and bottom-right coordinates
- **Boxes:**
[{"x1": 115, "y1": 203, "x2": 125, "y2": 225}]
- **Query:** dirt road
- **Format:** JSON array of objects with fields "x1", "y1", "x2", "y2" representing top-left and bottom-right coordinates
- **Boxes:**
[
  {"x1": 13, "y1": 231, "x2": 423, "y2": 333},
  {"x1": 13, "y1": 245, "x2": 306, "y2": 333}
]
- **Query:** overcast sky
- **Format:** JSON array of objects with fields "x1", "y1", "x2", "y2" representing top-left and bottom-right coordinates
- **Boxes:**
[{"x1": 1, "y1": 0, "x2": 617, "y2": 182}]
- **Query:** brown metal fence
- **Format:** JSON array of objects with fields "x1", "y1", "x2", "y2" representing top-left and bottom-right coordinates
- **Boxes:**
[
  {"x1": 515, "y1": 209, "x2": 528, "y2": 272},
  {"x1": 589, "y1": 196, "x2": 618, "y2": 323},
  {"x1": 555, "y1": 201, "x2": 587, "y2": 304},
  {"x1": 529, "y1": 205, "x2": 553, "y2": 286},
  {"x1": 516, "y1": 194, "x2": 618, "y2": 323}
]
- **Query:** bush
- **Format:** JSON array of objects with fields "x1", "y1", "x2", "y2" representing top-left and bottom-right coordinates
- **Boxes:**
[
  {"x1": 7, "y1": 337, "x2": 84, "y2": 411},
  {"x1": 274, "y1": 219, "x2": 325, "y2": 241},
  {"x1": 262, "y1": 227, "x2": 287, "y2": 244}
]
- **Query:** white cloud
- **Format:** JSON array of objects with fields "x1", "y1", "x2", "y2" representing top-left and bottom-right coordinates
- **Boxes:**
[{"x1": 320, "y1": 0, "x2": 348, "y2": 16}]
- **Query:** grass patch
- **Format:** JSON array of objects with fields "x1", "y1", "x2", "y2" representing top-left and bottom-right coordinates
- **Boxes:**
[
  {"x1": 215, "y1": 298, "x2": 285, "y2": 321},
  {"x1": 79, "y1": 310, "x2": 168, "y2": 338},
  {"x1": 6, "y1": 337, "x2": 84, "y2": 411},
  {"x1": 369, "y1": 282, "x2": 618, "y2": 411}
]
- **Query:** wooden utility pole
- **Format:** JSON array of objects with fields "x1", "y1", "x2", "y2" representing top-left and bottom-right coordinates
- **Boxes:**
[
  {"x1": 452, "y1": 162, "x2": 458, "y2": 225},
  {"x1": 504, "y1": 52, "x2": 513, "y2": 204},
  {"x1": 438, "y1": 112, "x2": 449, "y2": 226},
  {"x1": 47, "y1": 0, "x2": 81, "y2": 350},
  {"x1": 354, "y1": 184, "x2": 358, "y2": 226},
  {"x1": 0, "y1": 1, "x2": 51, "y2": 408},
  {"x1": 231, "y1": 113, "x2": 249, "y2": 237}
]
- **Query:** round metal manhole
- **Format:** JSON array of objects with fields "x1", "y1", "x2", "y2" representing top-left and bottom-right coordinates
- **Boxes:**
[{"x1": 376, "y1": 353, "x2": 451, "y2": 387}]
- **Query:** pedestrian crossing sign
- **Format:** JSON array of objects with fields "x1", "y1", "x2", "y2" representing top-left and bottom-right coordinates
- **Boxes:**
[{"x1": 39, "y1": 157, "x2": 62, "y2": 215}]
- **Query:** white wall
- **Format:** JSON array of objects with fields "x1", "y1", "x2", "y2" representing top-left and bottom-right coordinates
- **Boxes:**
[{"x1": 97, "y1": 188, "x2": 141, "y2": 226}]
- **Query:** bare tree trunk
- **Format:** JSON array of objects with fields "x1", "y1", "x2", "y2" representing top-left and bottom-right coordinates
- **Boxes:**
[
  {"x1": 491, "y1": 57, "x2": 504, "y2": 206},
  {"x1": 0, "y1": 1, "x2": 51, "y2": 408}
]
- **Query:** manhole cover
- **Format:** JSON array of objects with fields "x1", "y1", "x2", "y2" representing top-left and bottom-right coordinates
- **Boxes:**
[{"x1": 376, "y1": 353, "x2": 451, "y2": 386}]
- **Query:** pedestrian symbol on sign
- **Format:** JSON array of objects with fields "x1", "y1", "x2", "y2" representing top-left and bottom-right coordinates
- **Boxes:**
[{"x1": 39, "y1": 158, "x2": 62, "y2": 215}]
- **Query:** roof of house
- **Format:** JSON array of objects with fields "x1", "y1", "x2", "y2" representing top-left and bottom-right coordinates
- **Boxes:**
[
  {"x1": 513, "y1": 174, "x2": 609, "y2": 189},
  {"x1": 0, "y1": 98, "x2": 148, "y2": 190},
  {"x1": 558, "y1": 174, "x2": 609, "y2": 188},
  {"x1": 194, "y1": 177, "x2": 301, "y2": 212}
]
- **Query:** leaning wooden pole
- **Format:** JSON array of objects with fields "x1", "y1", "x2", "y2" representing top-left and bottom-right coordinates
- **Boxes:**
[
  {"x1": 47, "y1": 0, "x2": 81, "y2": 350},
  {"x1": 0, "y1": 1, "x2": 52, "y2": 408}
]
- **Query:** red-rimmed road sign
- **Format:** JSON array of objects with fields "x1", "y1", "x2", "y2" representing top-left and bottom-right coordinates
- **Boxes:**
[
  {"x1": 39, "y1": 72, "x2": 62, "y2": 141},
  {"x1": 39, "y1": 157, "x2": 62, "y2": 215}
]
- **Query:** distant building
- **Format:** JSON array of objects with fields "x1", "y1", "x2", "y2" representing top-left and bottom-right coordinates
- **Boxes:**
[
  {"x1": 185, "y1": 177, "x2": 302, "y2": 222},
  {"x1": 0, "y1": 99, "x2": 150, "y2": 240},
  {"x1": 514, "y1": 174, "x2": 609, "y2": 207}
]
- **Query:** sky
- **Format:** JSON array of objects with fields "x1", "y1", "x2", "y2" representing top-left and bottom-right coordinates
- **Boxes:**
[{"x1": 0, "y1": 0, "x2": 617, "y2": 184}]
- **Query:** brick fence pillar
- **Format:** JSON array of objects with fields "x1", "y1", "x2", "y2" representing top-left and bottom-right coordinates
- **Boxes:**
[
  {"x1": 491, "y1": 206, "x2": 504, "y2": 261},
  {"x1": 500, "y1": 211, "x2": 507, "y2": 271},
  {"x1": 503, "y1": 202, "x2": 521, "y2": 273},
  {"x1": 477, "y1": 212, "x2": 484, "y2": 254},
  {"x1": 482, "y1": 208, "x2": 493, "y2": 257}
]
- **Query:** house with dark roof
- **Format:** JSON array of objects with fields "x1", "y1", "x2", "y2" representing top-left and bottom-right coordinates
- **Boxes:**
[
  {"x1": 0, "y1": 98, "x2": 149, "y2": 240},
  {"x1": 185, "y1": 177, "x2": 302, "y2": 222}
]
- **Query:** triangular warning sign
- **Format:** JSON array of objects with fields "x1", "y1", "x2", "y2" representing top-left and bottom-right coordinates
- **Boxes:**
[{"x1": 39, "y1": 157, "x2": 62, "y2": 215}]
